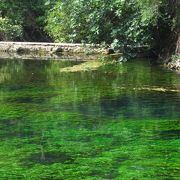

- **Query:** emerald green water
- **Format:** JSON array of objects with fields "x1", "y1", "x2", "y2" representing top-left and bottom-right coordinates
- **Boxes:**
[{"x1": 0, "y1": 58, "x2": 179, "y2": 179}]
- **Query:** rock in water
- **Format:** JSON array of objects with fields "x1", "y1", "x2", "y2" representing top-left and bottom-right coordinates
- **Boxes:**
[{"x1": 105, "y1": 48, "x2": 115, "y2": 55}]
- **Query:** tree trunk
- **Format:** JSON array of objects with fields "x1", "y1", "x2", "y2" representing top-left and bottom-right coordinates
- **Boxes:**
[
  {"x1": 174, "y1": 0, "x2": 180, "y2": 54},
  {"x1": 175, "y1": 31, "x2": 180, "y2": 54}
]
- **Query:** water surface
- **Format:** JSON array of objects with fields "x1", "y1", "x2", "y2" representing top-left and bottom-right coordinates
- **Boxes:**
[{"x1": 0, "y1": 58, "x2": 179, "y2": 179}]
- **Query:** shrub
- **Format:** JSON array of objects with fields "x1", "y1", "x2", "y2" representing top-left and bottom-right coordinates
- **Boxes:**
[{"x1": 0, "y1": 17, "x2": 22, "y2": 41}]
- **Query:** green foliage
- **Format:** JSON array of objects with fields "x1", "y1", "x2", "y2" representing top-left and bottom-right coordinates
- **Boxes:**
[
  {"x1": 0, "y1": 0, "x2": 178, "y2": 59},
  {"x1": 0, "y1": 0, "x2": 49, "y2": 41},
  {"x1": 45, "y1": 0, "x2": 173, "y2": 58},
  {"x1": 45, "y1": 0, "x2": 179, "y2": 59},
  {"x1": 137, "y1": 0, "x2": 162, "y2": 23},
  {"x1": 0, "y1": 17, "x2": 22, "y2": 40},
  {"x1": 137, "y1": 0, "x2": 179, "y2": 56},
  {"x1": 46, "y1": 0, "x2": 151, "y2": 47}
]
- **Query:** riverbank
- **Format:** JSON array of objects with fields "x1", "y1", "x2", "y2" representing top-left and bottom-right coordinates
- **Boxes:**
[
  {"x1": 0, "y1": 42, "x2": 107, "y2": 55},
  {"x1": 0, "y1": 41, "x2": 117, "y2": 62},
  {"x1": 0, "y1": 42, "x2": 105, "y2": 54},
  {"x1": 0, "y1": 41, "x2": 179, "y2": 71},
  {"x1": 165, "y1": 59, "x2": 180, "y2": 71},
  {"x1": 0, "y1": 51, "x2": 102, "y2": 61}
]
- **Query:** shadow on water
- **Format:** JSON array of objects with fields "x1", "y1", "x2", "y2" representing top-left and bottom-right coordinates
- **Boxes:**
[{"x1": 158, "y1": 130, "x2": 180, "y2": 140}]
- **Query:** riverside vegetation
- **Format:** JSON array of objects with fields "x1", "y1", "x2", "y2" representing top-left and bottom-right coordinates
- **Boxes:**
[{"x1": 0, "y1": 0, "x2": 179, "y2": 67}]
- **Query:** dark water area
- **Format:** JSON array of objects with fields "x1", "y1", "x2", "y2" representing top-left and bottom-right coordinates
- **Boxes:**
[{"x1": 0, "y1": 58, "x2": 179, "y2": 179}]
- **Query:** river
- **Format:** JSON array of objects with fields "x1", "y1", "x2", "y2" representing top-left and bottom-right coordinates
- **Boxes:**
[{"x1": 0, "y1": 57, "x2": 179, "y2": 179}]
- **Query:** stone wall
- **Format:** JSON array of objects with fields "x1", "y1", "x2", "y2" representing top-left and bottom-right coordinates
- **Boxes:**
[{"x1": 0, "y1": 42, "x2": 105, "y2": 55}]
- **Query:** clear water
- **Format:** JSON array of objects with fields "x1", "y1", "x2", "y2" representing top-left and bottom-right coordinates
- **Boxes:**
[{"x1": 0, "y1": 58, "x2": 179, "y2": 179}]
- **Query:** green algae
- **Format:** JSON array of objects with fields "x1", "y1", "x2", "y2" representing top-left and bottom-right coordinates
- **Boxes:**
[
  {"x1": 0, "y1": 58, "x2": 179, "y2": 179},
  {"x1": 60, "y1": 60, "x2": 103, "y2": 72}
]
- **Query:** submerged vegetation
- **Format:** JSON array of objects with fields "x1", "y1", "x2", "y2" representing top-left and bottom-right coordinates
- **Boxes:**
[
  {"x1": 0, "y1": 0, "x2": 179, "y2": 63},
  {"x1": 0, "y1": 58, "x2": 180, "y2": 179},
  {"x1": 60, "y1": 60, "x2": 103, "y2": 72}
]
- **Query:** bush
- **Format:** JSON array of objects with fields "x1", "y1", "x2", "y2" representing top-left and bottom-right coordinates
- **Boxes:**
[
  {"x1": 0, "y1": 17, "x2": 22, "y2": 41},
  {"x1": 45, "y1": 0, "x2": 152, "y2": 47}
]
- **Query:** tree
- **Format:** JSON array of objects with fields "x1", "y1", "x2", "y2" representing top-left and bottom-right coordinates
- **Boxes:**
[
  {"x1": 0, "y1": 17, "x2": 22, "y2": 41},
  {"x1": 0, "y1": 0, "x2": 50, "y2": 41},
  {"x1": 0, "y1": 0, "x2": 179, "y2": 63},
  {"x1": 46, "y1": 0, "x2": 152, "y2": 57},
  {"x1": 137, "y1": 0, "x2": 180, "y2": 62}
]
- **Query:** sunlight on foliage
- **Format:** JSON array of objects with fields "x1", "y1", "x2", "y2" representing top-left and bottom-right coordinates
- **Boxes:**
[{"x1": 0, "y1": 17, "x2": 22, "y2": 40}]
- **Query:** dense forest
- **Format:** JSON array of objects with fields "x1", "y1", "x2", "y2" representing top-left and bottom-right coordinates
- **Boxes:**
[{"x1": 0, "y1": 0, "x2": 179, "y2": 63}]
